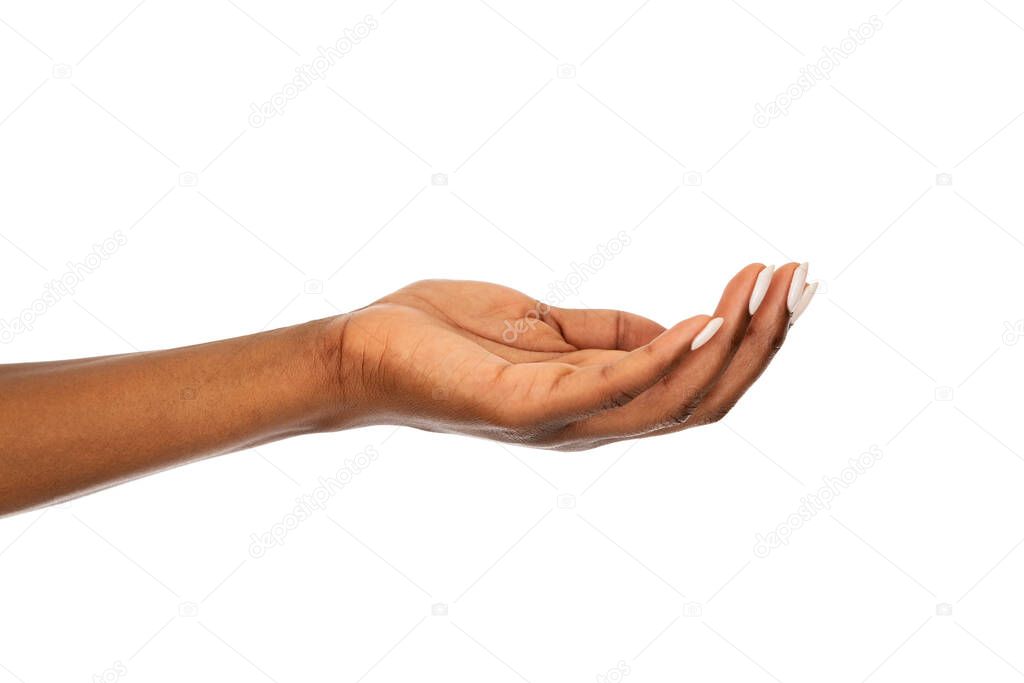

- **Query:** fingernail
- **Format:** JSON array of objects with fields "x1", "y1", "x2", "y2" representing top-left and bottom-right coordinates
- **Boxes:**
[
  {"x1": 748, "y1": 265, "x2": 775, "y2": 315},
  {"x1": 691, "y1": 317, "x2": 724, "y2": 350},
  {"x1": 790, "y1": 282, "x2": 818, "y2": 324},
  {"x1": 787, "y1": 262, "x2": 809, "y2": 313}
]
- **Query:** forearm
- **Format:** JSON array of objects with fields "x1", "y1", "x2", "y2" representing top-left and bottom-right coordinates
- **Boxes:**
[{"x1": 0, "y1": 317, "x2": 346, "y2": 516}]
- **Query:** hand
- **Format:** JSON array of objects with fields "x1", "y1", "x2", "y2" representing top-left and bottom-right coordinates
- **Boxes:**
[
  {"x1": 0, "y1": 262, "x2": 815, "y2": 514},
  {"x1": 326, "y1": 263, "x2": 816, "y2": 450}
]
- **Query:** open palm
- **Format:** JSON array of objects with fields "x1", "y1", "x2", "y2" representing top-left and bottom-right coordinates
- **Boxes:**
[{"x1": 333, "y1": 264, "x2": 812, "y2": 450}]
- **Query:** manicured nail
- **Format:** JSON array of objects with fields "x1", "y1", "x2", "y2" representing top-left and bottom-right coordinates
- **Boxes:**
[
  {"x1": 787, "y1": 262, "x2": 809, "y2": 313},
  {"x1": 748, "y1": 265, "x2": 775, "y2": 315},
  {"x1": 691, "y1": 317, "x2": 724, "y2": 350},
  {"x1": 790, "y1": 282, "x2": 818, "y2": 324}
]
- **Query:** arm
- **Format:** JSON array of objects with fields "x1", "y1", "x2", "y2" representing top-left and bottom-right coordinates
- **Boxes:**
[
  {"x1": 0, "y1": 318, "x2": 344, "y2": 515},
  {"x1": 0, "y1": 263, "x2": 816, "y2": 517}
]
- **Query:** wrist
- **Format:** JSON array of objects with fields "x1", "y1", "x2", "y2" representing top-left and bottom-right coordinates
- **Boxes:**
[{"x1": 311, "y1": 313, "x2": 375, "y2": 432}]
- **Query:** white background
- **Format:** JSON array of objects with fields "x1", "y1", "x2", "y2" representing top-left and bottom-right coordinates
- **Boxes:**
[{"x1": 3, "y1": 0, "x2": 1024, "y2": 681}]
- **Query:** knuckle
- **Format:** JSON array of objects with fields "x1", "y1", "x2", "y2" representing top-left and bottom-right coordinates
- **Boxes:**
[
  {"x1": 665, "y1": 404, "x2": 696, "y2": 427},
  {"x1": 727, "y1": 327, "x2": 746, "y2": 353},
  {"x1": 751, "y1": 323, "x2": 787, "y2": 354},
  {"x1": 604, "y1": 382, "x2": 646, "y2": 411},
  {"x1": 597, "y1": 366, "x2": 639, "y2": 410},
  {"x1": 613, "y1": 309, "x2": 626, "y2": 349},
  {"x1": 604, "y1": 389, "x2": 636, "y2": 410}
]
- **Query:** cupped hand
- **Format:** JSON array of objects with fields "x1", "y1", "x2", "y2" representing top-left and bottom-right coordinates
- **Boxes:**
[{"x1": 327, "y1": 264, "x2": 816, "y2": 450}]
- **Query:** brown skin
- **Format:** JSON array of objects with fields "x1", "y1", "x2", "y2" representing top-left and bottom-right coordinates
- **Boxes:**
[{"x1": 0, "y1": 263, "x2": 802, "y2": 516}]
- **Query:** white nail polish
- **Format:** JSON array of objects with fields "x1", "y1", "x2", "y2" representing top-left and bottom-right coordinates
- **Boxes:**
[
  {"x1": 790, "y1": 282, "x2": 818, "y2": 324},
  {"x1": 691, "y1": 317, "x2": 724, "y2": 350},
  {"x1": 787, "y1": 262, "x2": 809, "y2": 313},
  {"x1": 748, "y1": 265, "x2": 775, "y2": 315}
]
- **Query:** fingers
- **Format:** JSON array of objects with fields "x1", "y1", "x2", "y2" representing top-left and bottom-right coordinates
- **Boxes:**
[
  {"x1": 552, "y1": 263, "x2": 766, "y2": 441},
  {"x1": 456, "y1": 306, "x2": 669, "y2": 364},
  {"x1": 677, "y1": 262, "x2": 807, "y2": 427},
  {"x1": 568, "y1": 262, "x2": 817, "y2": 449},
  {"x1": 543, "y1": 307, "x2": 667, "y2": 351},
  {"x1": 495, "y1": 315, "x2": 712, "y2": 427}
]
